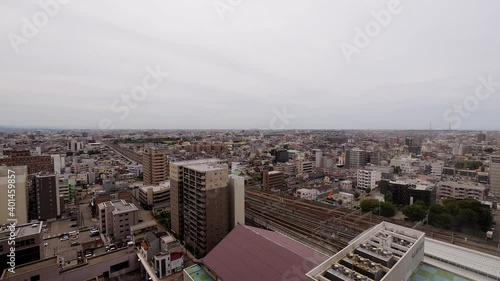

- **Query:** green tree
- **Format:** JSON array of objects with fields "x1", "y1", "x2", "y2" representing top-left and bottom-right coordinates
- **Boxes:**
[
  {"x1": 379, "y1": 202, "x2": 397, "y2": 217},
  {"x1": 354, "y1": 192, "x2": 361, "y2": 199},
  {"x1": 337, "y1": 199, "x2": 343, "y2": 206},
  {"x1": 402, "y1": 204, "x2": 427, "y2": 222},
  {"x1": 385, "y1": 191, "x2": 393, "y2": 203},
  {"x1": 360, "y1": 199, "x2": 380, "y2": 213},
  {"x1": 365, "y1": 188, "x2": 371, "y2": 194}
]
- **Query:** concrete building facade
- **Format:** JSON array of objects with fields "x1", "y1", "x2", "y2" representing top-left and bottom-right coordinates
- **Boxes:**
[
  {"x1": 490, "y1": 155, "x2": 500, "y2": 198},
  {"x1": 436, "y1": 181, "x2": 488, "y2": 201},
  {"x1": 143, "y1": 149, "x2": 168, "y2": 185},
  {"x1": 357, "y1": 169, "x2": 377, "y2": 190},
  {"x1": 262, "y1": 170, "x2": 284, "y2": 190},
  {"x1": 34, "y1": 173, "x2": 61, "y2": 221},
  {"x1": 228, "y1": 175, "x2": 245, "y2": 231},
  {"x1": 0, "y1": 150, "x2": 52, "y2": 175},
  {"x1": 139, "y1": 182, "x2": 170, "y2": 207},
  {"x1": 169, "y1": 159, "x2": 229, "y2": 256},
  {"x1": 98, "y1": 200, "x2": 139, "y2": 242},
  {"x1": 0, "y1": 166, "x2": 28, "y2": 225}
]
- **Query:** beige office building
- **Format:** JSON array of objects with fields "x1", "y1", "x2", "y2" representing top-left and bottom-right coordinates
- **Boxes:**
[
  {"x1": 0, "y1": 166, "x2": 28, "y2": 225},
  {"x1": 490, "y1": 155, "x2": 500, "y2": 198},
  {"x1": 143, "y1": 148, "x2": 168, "y2": 185}
]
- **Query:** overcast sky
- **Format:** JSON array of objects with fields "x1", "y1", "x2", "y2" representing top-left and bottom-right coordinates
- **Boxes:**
[{"x1": 1, "y1": 0, "x2": 499, "y2": 130}]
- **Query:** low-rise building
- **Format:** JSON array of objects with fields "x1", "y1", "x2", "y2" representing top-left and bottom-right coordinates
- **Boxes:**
[
  {"x1": 98, "y1": 200, "x2": 139, "y2": 242},
  {"x1": 0, "y1": 223, "x2": 43, "y2": 273},
  {"x1": 357, "y1": 169, "x2": 377, "y2": 190},
  {"x1": 340, "y1": 180, "x2": 353, "y2": 190},
  {"x1": 138, "y1": 181, "x2": 170, "y2": 207},
  {"x1": 297, "y1": 161, "x2": 314, "y2": 174},
  {"x1": 386, "y1": 180, "x2": 436, "y2": 206},
  {"x1": 436, "y1": 181, "x2": 488, "y2": 201},
  {"x1": 263, "y1": 170, "x2": 284, "y2": 190},
  {"x1": 296, "y1": 188, "x2": 320, "y2": 200},
  {"x1": 130, "y1": 221, "x2": 158, "y2": 245},
  {"x1": 138, "y1": 232, "x2": 184, "y2": 279}
]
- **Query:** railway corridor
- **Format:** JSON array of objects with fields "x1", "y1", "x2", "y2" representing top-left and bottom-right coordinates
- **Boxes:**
[{"x1": 245, "y1": 189, "x2": 500, "y2": 257}]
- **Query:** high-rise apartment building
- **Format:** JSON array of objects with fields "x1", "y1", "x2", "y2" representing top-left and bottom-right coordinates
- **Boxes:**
[
  {"x1": 143, "y1": 148, "x2": 168, "y2": 185},
  {"x1": 0, "y1": 166, "x2": 29, "y2": 225},
  {"x1": 346, "y1": 148, "x2": 367, "y2": 169},
  {"x1": 490, "y1": 155, "x2": 500, "y2": 198},
  {"x1": 34, "y1": 173, "x2": 61, "y2": 221},
  {"x1": 313, "y1": 149, "x2": 323, "y2": 168},
  {"x1": 0, "y1": 150, "x2": 52, "y2": 174},
  {"x1": 169, "y1": 159, "x2": 229, "y2": 256}
]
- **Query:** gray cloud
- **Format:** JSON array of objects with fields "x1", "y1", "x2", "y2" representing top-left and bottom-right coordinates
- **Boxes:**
[{"x1": 0, "y1": 0, "x2": 499, "y2": 130}]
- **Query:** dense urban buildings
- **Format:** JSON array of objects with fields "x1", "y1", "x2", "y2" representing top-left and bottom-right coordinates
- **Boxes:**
[{"x1": 0, "y1": 128, "x2": 499, "y2": 281}]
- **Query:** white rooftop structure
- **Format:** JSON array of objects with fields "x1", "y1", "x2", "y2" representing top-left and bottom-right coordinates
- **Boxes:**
[
  {"x1": 307, "y1": 222, "x2": 425, "y2": 281},
  {"x1": 424, "y1": 238, "x2": 500, "y2": 281}
]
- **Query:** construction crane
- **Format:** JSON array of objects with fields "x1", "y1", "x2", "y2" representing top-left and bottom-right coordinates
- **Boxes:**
[
  {"x1": 327, "y1": 178, "x2": 335, "y2": 200},
  {"x1": 327, "y1": 187, "x2": 335, "y2": 200}
]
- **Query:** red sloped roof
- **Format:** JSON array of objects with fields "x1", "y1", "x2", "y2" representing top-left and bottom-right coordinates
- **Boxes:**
[{"x1": 202, "y1": 225, "x2": 328, "y2": 281}]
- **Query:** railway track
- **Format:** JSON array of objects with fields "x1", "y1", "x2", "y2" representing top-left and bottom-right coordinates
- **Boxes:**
[{"x1": 246, "y1": 189, "x2": 500, "y2": 257}]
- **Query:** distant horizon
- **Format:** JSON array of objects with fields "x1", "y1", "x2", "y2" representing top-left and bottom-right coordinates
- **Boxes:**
[{"x1": 0, "y1": 125, "x2": 498, "y2": 132}]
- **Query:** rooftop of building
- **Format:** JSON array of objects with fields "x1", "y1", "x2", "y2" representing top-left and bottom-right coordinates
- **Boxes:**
[
  {"x1": 170, "y1": 158, "x2": 222, "y2": 167},
  {"x1": 423, "y1": 238, "x2": 500, "y2": 281},
  {"x1": 184, "y1": 264, "x2": 215, "y2": 281},
  {"x1": 438, "y1": 181, "x2": 487, "y2": 190},
  {"x1": 130, "y1": 220, "x2": 158, "y2": 232},
  {"x1": 99, "y1": 199, "x2": 138, "y2": 214},
  {"x1": 0, "y1": 222, "x2": 42, "y2": 241},
  {"x1": 139, "y1": 181, "x2": 171, "y2": 192},
  {"x1": 186, "y1": 162, "x2": 227, "y2": 172},
  {"x1": 307, "y1": 222, "x2": 425, "y2": 281},
  {"x1": 202, "y1": 224, "x2": 328, "y2": 281}
]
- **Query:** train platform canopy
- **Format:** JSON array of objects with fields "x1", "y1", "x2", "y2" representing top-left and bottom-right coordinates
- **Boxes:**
[
  {"x1": 202, "y1": 224, "x2": 329, "y2": 281},
  {"x1": 423, "y1": 238, "x2": 500, "y2": 281}
]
